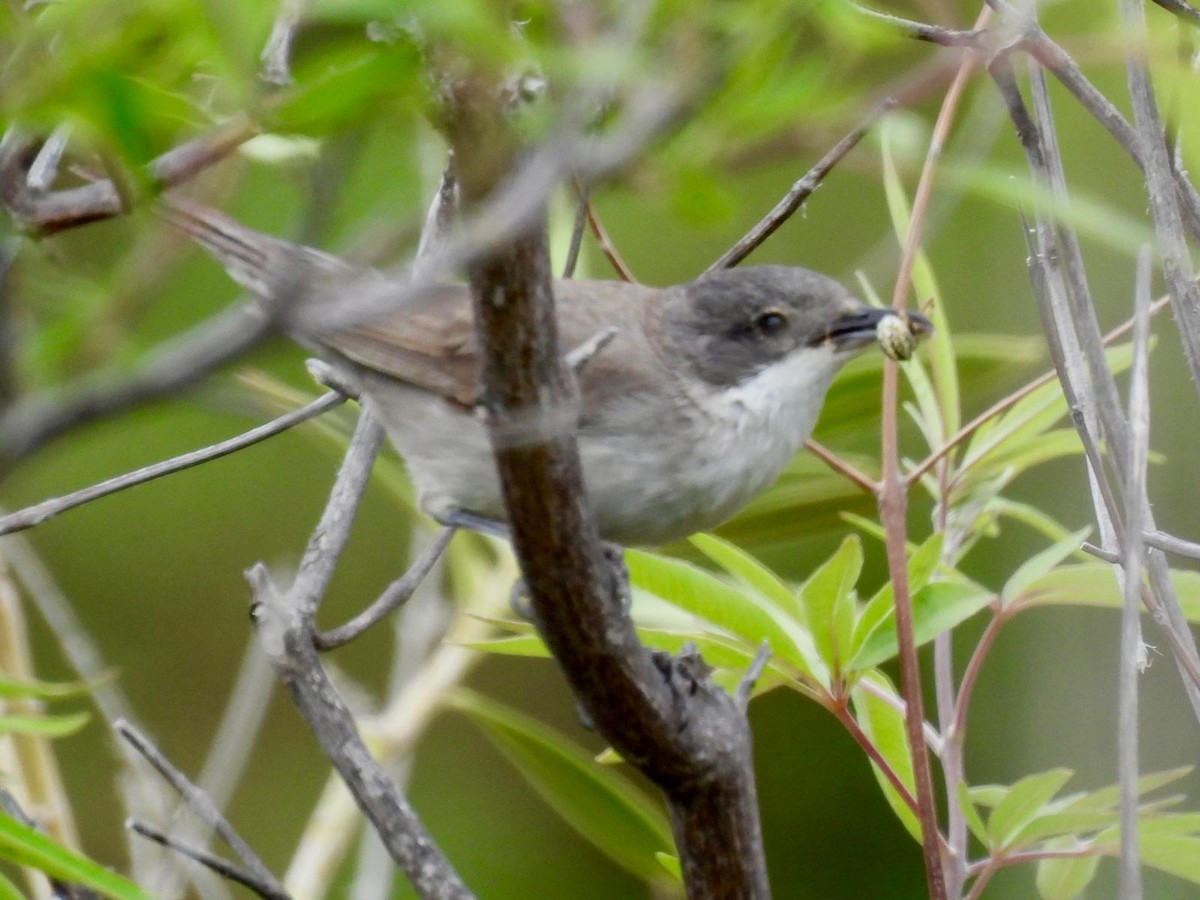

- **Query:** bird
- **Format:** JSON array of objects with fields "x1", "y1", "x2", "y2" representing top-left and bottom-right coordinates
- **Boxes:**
[{"x1": 163, "y1": 197, "x2": 930, "y2": 546}]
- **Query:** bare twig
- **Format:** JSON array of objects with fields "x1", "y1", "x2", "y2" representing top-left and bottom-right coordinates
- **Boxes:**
[
  {"x1": 1150, "y1": 0, "x2": 1200, "y2": 26},
  {"x1": 0, "y1": 391, "x2": 346, "y2": 535},
  {"x1": 116, "y1": 720, "x2": 287, "y2": 898},
  {"x1": 0, "y1": 117, "x2": 258, "y2": 235},
  {"x1": 803, "y1": 439, "x2": 878, "y2": 494},
  {"x1": 1144, "y1": 530, "x2": 1200, "y2": 558},
  {"x1": 734, "y1": 642, "x2": 772, "y2": 710},
  {"x1": 316, "y1": 526, "x2": 457, "y2": 650},
  {"x1": 261, "y1": 0, "x2": 308, "y2": 85},
  {"x1": 1116, "y1": 245, "x2": 1153, "y2": 900},
  {"x1": 562, "y1": 179, "x2": 590, "y2": 278},
  {"x1": 1119, "y1": 0, "x2": 1200, "y2": 400},
  {"x1": 850, "y1": 4, "x2": 984, "y2": 47},
  {"x1": 127, "y1": 820, "x2": 289, "y2": 900},
  {"x1": 0, "y1": 304, "x2": 278, "y2": 471},
  {"x1": 247, "y1": 409, "x2": 471, "y2": 898},
  {"x1": 580, "y1": 188, "x2": 636, "y2": 282},
  {"x1": 707, "y1": 98, "x2": 896, "y2": 271}
]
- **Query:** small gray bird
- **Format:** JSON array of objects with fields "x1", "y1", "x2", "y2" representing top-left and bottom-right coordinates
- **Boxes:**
[{"x1": 165, "y1": 198, "x2": 929, "y2": 545}]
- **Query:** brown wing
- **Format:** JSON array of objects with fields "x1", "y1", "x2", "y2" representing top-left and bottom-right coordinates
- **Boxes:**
[{"x1": 324, "y1": 278, "x2": 669, "y2": 412}]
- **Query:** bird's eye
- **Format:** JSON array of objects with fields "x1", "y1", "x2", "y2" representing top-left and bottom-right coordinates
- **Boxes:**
[{"x1": 752, "y1": 308, "x2": 789, "y2": 336}]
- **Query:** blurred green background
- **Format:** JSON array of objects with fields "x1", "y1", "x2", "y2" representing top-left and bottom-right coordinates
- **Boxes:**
[{"x1": 3, "y1": 0, "x2": 1200, "y2": 897}]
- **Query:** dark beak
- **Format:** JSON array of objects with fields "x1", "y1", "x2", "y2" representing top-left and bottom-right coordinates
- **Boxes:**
[{"x1": 820, "y1": 306, "x2": 933, "y2": 352}]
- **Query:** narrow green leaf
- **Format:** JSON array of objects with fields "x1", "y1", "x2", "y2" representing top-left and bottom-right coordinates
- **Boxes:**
[
  {"x1": 1140, "y1": 835, "x2": 1200, "y2": 884},
  {"x1": 1059, "y1": 766, "x2": 1194, "y2": 813},
  {"x1": 850, "y1": 582, "x2": 993, "y2": 670},
  {"x1": 626, "y1": 550, "x2": 827, "y2": 684},
  {"x1": 798, "y1": 535, "x2": 862, "y2": 672},
  {"x1": 0, "y1": 674, "x2": 108, "y2": 701},
  {"x1": 987, "y1": 769, "x2": 1074, "y2": 850},
  {"x1": 451, "y1": 690, "x2": 673, "y2": 883},
  {"x1": 0, "y1": 872, "x2": 21, "y2": 900},
  {"x1": 1002, "y1": 528, "x2": 1092, "y2": 606},
  {"x1": 655, "y1": 852, "x2": 682, "y2": 881},
  {"x1": 461, "y1": 634, "x2": 552, "y2": 658},
  {"x1": 850, "y1": 670, "x2": 919, "y2": 841},
  {"x1": 688, "y1": 532, "x2": 796, "y2": 612},
  {"x1": 851, "y1": 533, "x2": 945, "y2": 656},
  {"x1": 1023, "y1": 565, "x2": 1200, "y2": 620},
  {"x1": 0, "y1": 712, "x2": 89, "y2": 739},
  {"x1": 0, "y1": 814, "x2": 152, "y2": 899},
  {"x1": 1036, "y1": 839, "x2": 1101, "y2": 900}
]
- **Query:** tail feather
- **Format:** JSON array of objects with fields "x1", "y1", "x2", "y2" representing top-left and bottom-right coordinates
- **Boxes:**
[{"x1": 157, "y1": 194, "x2": 353, "y2": 299}]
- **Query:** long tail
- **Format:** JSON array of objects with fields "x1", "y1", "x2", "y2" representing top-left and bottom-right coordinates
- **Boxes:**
[{"x1": 157, "y1": 194, "x2": 353, "y2": 299}]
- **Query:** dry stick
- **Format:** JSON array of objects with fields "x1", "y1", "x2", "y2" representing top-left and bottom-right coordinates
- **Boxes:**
[
  {"x1": 0, "y1": 391, "x2": 346, "y2": 536},
  {"x1": 1019, "y1": 57, "x2": 1200, "y2": 715},
  {"x1": 582, "y1": 190, "x2": 637, "y2": 282},
  {"x1": 1150, "y1": 0, "x2": 1200, "y2": 26},
  {"x1": 247, "y1": 411, "x2": 473, "y2": 900},
  {"x1": 127, "y1": 821, "x2": 287, "y2": 900},
  {"x1": 707, "y1": 97, "x2": 896, "y2": 272},
  {"x1": 0, "y1": 303, "x2": 278, "y2": 470},
  {"x1": 315, "y1": 525, "x2": 458, "y2": 650},
  {"x1": 1118, "y1": 247, "x2": 1153, "y2": 900},
  {"x1": 116, "y1": 720, "x2": 287, "y2": 899},
  {"x1": 1119, "y1": 0, "x2": 1200, "y2": 401},
  {"x1": 994, "y1": 59, "x2": 1200, "y2": 731},
  {"x1": 261, "y1": 0, "x2": 308, "y2": 86},
  {"x1": 0, "y1": 116, "x2": 258, "y2": 235},
  {"x1": 562, "y1": 178, "x2": 590, "y2": 279}
]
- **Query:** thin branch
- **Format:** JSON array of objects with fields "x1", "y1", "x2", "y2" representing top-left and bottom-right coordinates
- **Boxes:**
[
  {"x1": 707, "y1": 98, "x2": 896, "y2": 272},
  {"x1": 850, "y1": 4, "x2": 984, "y2": 47},
  {"x1": 1144, "y1": 530, "x2": 1200, "y2": 558},
  {"x1": 127, "y1": 820, "x2": 289, "y2": 900},
  {"x1": 734, "y1": 642, "x2": 772, "y2": 710},
  {"x1": 0, "y1": 391, "x2": 346, "y2": 536},
  {"x1": 1116, "y1": 245, "x2": 1153, "y2": 900},
  {"x1": 0, "y1": 304, "x2": 278, "y2": 470},
  {"x1": 562, "y1": 179, "x2": 590, "y2": 278},
  {"x1": 115, "y1": 720, "x2": 286, "y2": 898},
  {"x1": 261, "y1": 0, "x2": 308, "y2": 86},
  {"x1": 803, "y1": 439, "x2": 878, "y2": 494},
  {"x1": 247, "y1": 407, "x2": 470, "y2": 898},
  {"x1": 0, "y1": 116, "x2": 258, "y2": 235},
  {"x1": 316, "y1": 526, "x2": 457, "y2": 650},
  {"x1": 580, "y1": 189, "x2": 636, "y2": 282},
  {"x1": 1119, "y1": 0, "x2": 1200, "y2": 401},
  {"x1": 1149, "y1": 0, "x2": 1200, "y2": 26}
]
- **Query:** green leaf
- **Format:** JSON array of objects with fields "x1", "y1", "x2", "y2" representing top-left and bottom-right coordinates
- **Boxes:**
[
  {"x1": 0, "y1": 674, "x2": 107, "y2": 701},
  {"x1": 798, "y1": 535, "x2": 862, "y2": 673},
  {"x1": 0, "y1": 712, "x2": 89, "y2": 739},
  {"x1": 1023, "y1": 565, "x2": 1200, "y2": 620},
  {"x1": 655, "y1": 852, "x2": 682, "y2": 881},
  {"x1": 688, "y1": 532, "x2": 796, "y2": 612},
  {"x1": 850, "y1": 582, "x2": 993, "y2": 670},
  {"x1": 0, "y1": 813, "x2": 152, "y2": 899},
  {"x1": 1002, "y1": 528, "x2": 1092, "y2": 606},
  {"x1": 987, "y1": 769, "x2": 1074, "y2": 850},
  {"x1": 450, "y1": 690, "x2": 673, "y2": 883},
  {"x1": 851, "y1": 533, "x2": 945, "y2": 656},
  {"x1": 0, "y1": 872, "x2": 22, "y2": 900},
  {"x1": 1036, "y1": 838, "x2": 1101, "y2": 900},
  {"x1": 1140, "y1": 835, "x2": 1200, "y2": 884},
  {"x1": 1058, "y1": 766, "x2": 1194, "y2": 814},
  {"x1": 850, "y1": 670, "x2": 919, "y2": 841},
  {"x1": 626, "y1": 550, "x2": 827, "y2": 685}
]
